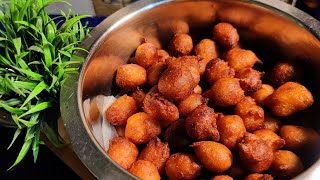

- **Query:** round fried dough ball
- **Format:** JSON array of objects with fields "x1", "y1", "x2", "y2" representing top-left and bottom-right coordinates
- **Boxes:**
[
  {"x1": 147, "y1": 61, "x2": 167, "y2": 86},
  {"x1": 139, "y1": 137, "x2": 170, "y2": 174},
  {"x1": 235, "y1": 98, "x2": 264, "y2": 132},
  {"x1": 270, "y1": 150, "x2": 304, "y2": 178},
  {"x1": 211, "y1": 175, "x2": 233, "y2": 180},
  {"x1": 143, "y1": 92, "x2": 179, "y2": 126},
  {"x1": 168, "y1": 33, "x2": 193, "y2": 56},
  {"x1": 253, "y1": 129, "x2": 285, "y2": 151},
  {"x1": 213, "y1": 22, "x2": 239, "y2": 49},
  {"x1": 164, "y1": 119, "x2": 192, "y2": 151},
  {"x1": 236, "y1": 68, "x2": 263, "y2": 95},
  {"x1": 269, "y1": 62, "x2": 295, "y2": 87},
  {"x1": 265, "y1": 82, "x2": 314, "y2": 117},
  {"x1": 217, "y1": 115, "x2": 246, "y2": 150},
  {"x1": 238, "y1": 133, "x2": 273, "y2": 173},
  {"x1": 185, "y1": 105, "x2": 220, "y2": 141},
  {"x1": 158, "y1": 66, "x2": 195, "y2": 101},
  {"x1": 279, "y1": 125, "x2": 320, "y2": 152},
  {"x1": 130, "y1": 87, "x2": 146, "y2": 108},
  {"x1": 205, "y1": 78, "x2": 245, "y2": 107},
  {"x1": 105, "y1": 95, "x2": 138, "y2": 126},
  {"x1": 191, "y1": 141, "x2": 233, "y2": 173},
  {"x1": 107, "y1": 137, "x2": 138, "y2": 170},
  {"x1": 116, "y1": 64, "x2": 147, "y2": 89},
  {"x1": 206, "y1": 58, "x2": 235, "y2": 85},
  {"x1": 168, "y1": 55, "x2": 201, "y2": 87},
  {"x1": 177, "y1": 94, "x2": 207, "y2": 117},
  {"x1": 225, "y1": 48, "x2": 259, "y2": 71},
  {"x1": 194, "y1": 39, "x2": 220, "y2": 75},
  {"x1": 165, "y1": 153, "x2": 202, "y2": 180},
  {"x1": 195, "y1": 39, "x2": 219, "y2": 60},
  {"x1": 129, "y1": 160, "x2": 160, "y2": 180},
  {"x1": 251, "y1": 84, "x2": 274, "y2": 106},
  {"x1": 125, "y1": 112, "x2": 161, "y2": 144},
  {"x1": 259, "y1": 114, "x2": 281, "y2": 133},
  {"x1": 244, "y1": 174, "x2": 274, "y2": 180},
  {"x1": 135, "y1": 42, "x2": 158, "y2": 68}
]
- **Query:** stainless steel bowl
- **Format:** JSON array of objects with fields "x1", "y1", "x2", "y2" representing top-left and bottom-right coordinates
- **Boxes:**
[{"x1": 60, "y1": 0, "x2": 320, "y2": 179}]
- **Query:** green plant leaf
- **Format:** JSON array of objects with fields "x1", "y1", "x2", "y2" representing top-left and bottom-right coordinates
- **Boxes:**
[
  {"x1": 11, "y1": 66, "x2": 43, "y2": 80},
  {"x1": 32, "y1": 126, "x2": 41, "y2": 163},
  {"x1": 7, "y1": 128, "x2": 21, "y2": 150},
  {"x1": 19, "y1": 101, "x2": 52, "y2": 118},
  {"x1": 21, "y1": 81, "x2": 48, "y2": 107},
  {"x1": 12, "y1": 37, "x2": 21, "y2": 55},
  {"x1": 8, "y1": 138, "x2": 32, "y2": 170}
]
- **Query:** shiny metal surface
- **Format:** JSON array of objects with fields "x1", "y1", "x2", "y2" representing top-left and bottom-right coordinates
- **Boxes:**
[{"x1": 60, "y1": 0, "x2": 320, "y2": 179}]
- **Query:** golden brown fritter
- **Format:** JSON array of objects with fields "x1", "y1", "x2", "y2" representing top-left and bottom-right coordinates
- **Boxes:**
[
  {"x1": 251, "y1": 84, "x2": 274, "y2": 107},
  {"x1": 253, "y1": 129, "x2": 285, "y2": 152},
  {"x1": 158, "y1": 66, "x2": 195, "y2": 101},
  {"x1": 105, "y1": 95, "x2": 138, "y2": 126},
  {"x1": 139, "y1": 137, "x2": 170, "y2": 174},
  {"x1": 244, "y1": 173, "x2": 274, "y2": 180},
  {"x1": 129, "y1": 160, "x2": 161, "y2": 180},
  {"x1": 213, "y1": 22, "x2": 239, "y2": 49},
  {"x1": 135, "y1": 42, "x2": 158, "y2": 68},
  {"x1": 195, "y1": 39, "x2": 219, "y2": 61},
  {"x1": 238, "y1": 133, "x2": 273, "y2": 173},
  {"x1": 225, "y1": 48, "x2": 259, "y2": 71},
  {"x1": 168, "y1": 55, "x2": 201, "y2": 87},
  {"x1": 217, "y1": 115, "x2": 246, "y2": 150},
  {"x1": 165, "y1": 153, "x2": 202, "y2": 180},
  {"x1": 163, "y1": 119, "x2": 192, "y2": 151},
  {"x1": 236, "y1": 68, "x2": 264, "y2": 95},
  {"x1": 204, "y1": 78, "x2": 245, "y2": 107},
  {"x1": 168, "y1": 33, "x2": 193, "y2": 56},
  {"x1": 143, "y1": 92, "x2": 179, "y2": 126},
  {"x1": 107, "y1": 137, "x2": 138, "y2": 170},
  {"x1": 235, "y1": 97, "x2": 264, "y2": 132},
  {"x1": 279, "y1": 125, "x2": 320, "y2": 152},
  {"x1": 185, "y1": 105, "x2": 220, "y2": 141},
  {"x1": 206, "y1": 58, "x2": 235, "y2": 85},
  {"x1": 194, "y1": 39, "x2": 220, "y2": 75},
  {"x1": 269, "y1": 62, "x2": 296, "y2": 87},
  {"x1": 125, "y1": 112, "x2": 161, "y2": 144},
  {"x1": 270, "y1": 150, "x2": 304, "y2": 178},
  {"x1": 116, "y1": 64, "x2": 147, "y2": 89},
  {"x1": 265, "y1": 82, "x2": 314, "y2": 117},
  {"x1": 191, "y1": 141, "x2": 233, "y2": 173},
  {"x1": 177, "y1": 93, "x2": 207, "y2": 117}
]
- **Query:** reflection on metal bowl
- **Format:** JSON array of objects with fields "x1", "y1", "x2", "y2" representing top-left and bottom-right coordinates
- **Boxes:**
[{"x1": 60, "y1": 0, "x2": 320, "y2": 179}]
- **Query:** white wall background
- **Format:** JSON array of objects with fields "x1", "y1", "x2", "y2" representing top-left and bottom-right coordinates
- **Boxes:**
[{"x1": 47, "y1": 0, "x2": 96, "y2": 15}]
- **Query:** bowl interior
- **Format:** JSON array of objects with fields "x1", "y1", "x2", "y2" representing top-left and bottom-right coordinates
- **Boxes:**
[{"x1": 78, "y1": 0, "x2": 320, "y2": 178}]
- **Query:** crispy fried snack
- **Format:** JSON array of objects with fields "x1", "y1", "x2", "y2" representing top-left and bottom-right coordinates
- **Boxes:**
[
  {"x1": 165, "y1": 153, "x2": 202, "y2": 180},
  {"x1": 116, "y1": 64, "x2": 147, "y2": 89},
  {"x1": 266, "y1": 82, "x2": 314, "y2": 117},
  {"x1": 107, "y1": 137, "x2": 138, "y2": 170}
]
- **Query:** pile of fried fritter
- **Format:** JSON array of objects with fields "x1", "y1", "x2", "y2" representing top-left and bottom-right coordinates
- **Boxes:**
[{"x1": 104, "y1": 22, "x2": 318, "y2": 180}]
